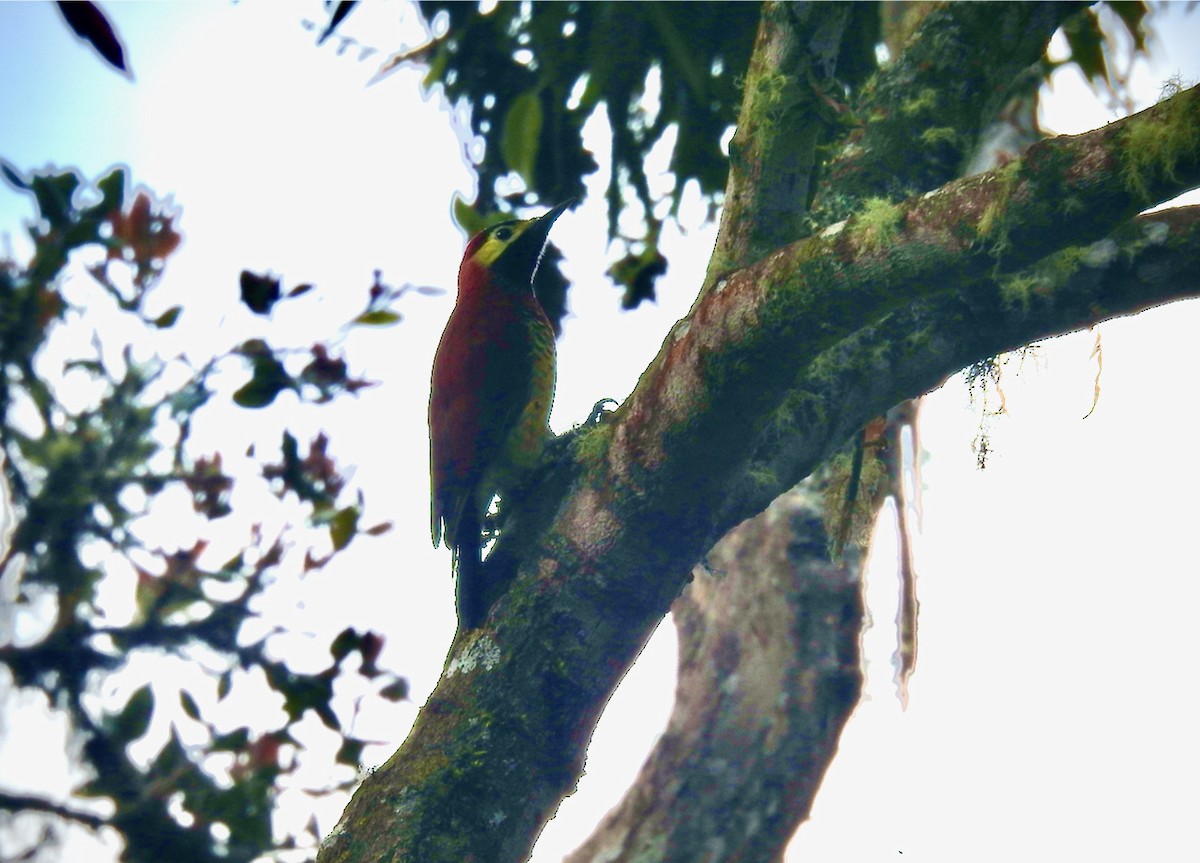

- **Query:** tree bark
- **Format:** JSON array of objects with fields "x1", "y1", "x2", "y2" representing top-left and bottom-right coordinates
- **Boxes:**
[{"x1": 317, "y1": 7, "x2": 1200, "y2": 861}]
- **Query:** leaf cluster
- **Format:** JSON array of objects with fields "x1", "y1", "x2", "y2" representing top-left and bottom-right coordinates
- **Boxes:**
[
  {"x1": 415, "y1": 1, "x2": 759, "y2": 306},
  {"x1": 0, "y1": 166, "x2": 403, "y2": 862}
]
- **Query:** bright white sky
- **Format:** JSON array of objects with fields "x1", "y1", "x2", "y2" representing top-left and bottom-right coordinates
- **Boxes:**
[{"x1": 1, "y1": 2, "x2": 1199, "y2": 862}]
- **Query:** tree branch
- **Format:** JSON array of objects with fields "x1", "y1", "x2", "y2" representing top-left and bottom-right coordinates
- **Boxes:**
[
  {"x1": 565, "y1": 484, "x2": 866, "y2": 863},
  {"x1": 318, "y1": 69, "x2": 1200, "y2": 861},
  {"x1": 0, "y1": 790, "x2": 108, "y2": 831}
]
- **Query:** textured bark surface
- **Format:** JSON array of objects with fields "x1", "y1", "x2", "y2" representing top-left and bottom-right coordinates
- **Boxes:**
[
  {"x1": 318, "y1": 5, "x2": 1200, "y2": 861},
  {"x1": 565, "y1": 487, "x2": 865, "y2": 863}
]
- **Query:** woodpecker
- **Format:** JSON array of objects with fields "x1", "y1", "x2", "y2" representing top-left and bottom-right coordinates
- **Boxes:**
[{"x1": 430, "y1": 202, "x2": 570, "y2": 630}]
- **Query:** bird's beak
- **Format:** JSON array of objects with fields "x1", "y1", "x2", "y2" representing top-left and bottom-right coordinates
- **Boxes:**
[{"x1": 497, "y1": 199, "x2": 574, "y2": 285}]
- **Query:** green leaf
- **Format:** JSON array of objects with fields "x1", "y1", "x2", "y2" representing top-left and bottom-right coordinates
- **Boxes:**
[
  {"x1": 113, "y1": 685, "x2": 154, "y2": 743},
  {"x1": 1106, "y1": 1, "x2": 1147, "y2": 52},
  {"x1": 453, "y1": 195, "x2": 487, "y2": 236},
  {"x1": 212, "y1": 727, "x2": 251, "y2": 752},
  {"x1": 152, "y1": 306, "x2": 182, "y2": 328},
  {"x1": 1062, "y1": 10, "x2": 1108, "y2": 85},
  {"x1": 352, "y1": 309, "x2": 401, "y2": 326},
  {"x1": 330, "y1": 506, "x2": 359, "y2": 551},
  {"x1": 31, "y1": 170, "x2": 81, "y2": 230},
  {"x1": 336, "y1": 736, "x2": 366, "y2": 767},
  {"x1": 180, "y1": 690, "x2": 202, "y2": 721},
  {"x1": 330, "y1": 627, "x2": 360, "y2": 663},
  {"x1": 233, "y1": 346, "x2": 293, "y2": 408},
  {"x1": 379, "y1": 678, "x2": 410, "y2": 702},
  {"x1": 501, "y1": 90, "x2": 544, "y2": 187},
  {"x1": 94, "y1": 168, "x2": 125, "y2": 213}
]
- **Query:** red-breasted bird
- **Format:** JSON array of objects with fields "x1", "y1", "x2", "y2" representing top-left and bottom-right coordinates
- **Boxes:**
[{"x1": 430, "y1": 202, "x2": 570, "y2": 630}]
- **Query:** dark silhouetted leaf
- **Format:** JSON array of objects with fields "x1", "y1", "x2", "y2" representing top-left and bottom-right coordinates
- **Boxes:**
[
  {"x1": 288, "y1": 282, "x2": 315, "y2": 298},
  {"x1": 113, "y1": 685, "x2": 154, "y2": 743},
  {"x1": 57, "y1": 1, "x2": 128, "y2": 73},
  {"x1": 233, "y1": 342, "x2": 293, "y2": 408},
  {"x1": 330, "y1": 627, "x2": 360, "y2": 663},
  {"x1": 607, "y1": 247, "x2": 668, "y2": 309},
  {"x1": 240, "y1": 270, "x2": 282, "y2": 315},
  {"x1": 379, "y1": 679, "x2": 410, "y2": 701},
  {"x1": 1, "y1": 162, "x2": 28, "y2": 189},
  {"x1": 318, "y1": 0, "x2": 359, "y2": 45},
  {"x1": 336, "y1": 736, "x2": 366, "y2": 766}
]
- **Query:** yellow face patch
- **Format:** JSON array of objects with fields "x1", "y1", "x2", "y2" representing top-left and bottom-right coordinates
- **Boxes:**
[{"x1": 470, "y1": 219, "x2": 535, "y2": 268}]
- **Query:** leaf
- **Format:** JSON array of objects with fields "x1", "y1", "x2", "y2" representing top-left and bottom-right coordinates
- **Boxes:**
[
  {"x1": 453, "y1": 195, "x2": 487, "y2": 236},
  {"x1": 152, "y1": 306, "x2": 182, "y2": 328},
  {"x1": 288, "y1": 282, "x2": 315, "y2": 298},
  {"x1": 31, "y1": 171, "x2": 81, "y2": 231},
  {"x1": 501, "y1": 90, "x2": 544, "y2": 188},
  {"x1": 212, "y1": 727, "x2": 251, "y2": 752},
  {"x1": 379, "y1": 679, "x2": 410, "y2": 702},
  {"x1": 330, "y1": 506, "x2": 359, "y2": 551},
  {"x1": 217, "y1": 671, "x2": 232, "y2": 701},
  {"x1": 239, "y1": 270, "x2": 282, "y2": 315},
  {"x1": 353, "y1": 309, "x2": 401, "y2": 326},
  {"x1": 180, "y1": 690, "x2": 202, "y2": 721},
  {"x1": 1106, "y1": 1, "x2": 1148, "y2": 52},
  {"x1": 114, "y1": 685, "x2": 154, "y2": 742},
  {"x1": 233, "y1": 348, "x2": 293, "y2": 408},
  {"x1": 1062, "y1": 9, "x2": 1108, "y2": 85},
  {"x1": 318, "y1": 0, "x2": 359, "y2": 45},
  {"x1": 1, "y1": 162, "x2": 28, "y2": 189},
  {"x1": 57, "y1": 1, "x2": 128, "y2": 73},
  {"x1": 336, "y1": 736, "x2": 366, "y2": 767},
  {"x1": 94, "y1": 168, "x2": 125, "y2": 213},
  {"x1": 330, "y1": 627, "x2": 360, "y2": 663}
]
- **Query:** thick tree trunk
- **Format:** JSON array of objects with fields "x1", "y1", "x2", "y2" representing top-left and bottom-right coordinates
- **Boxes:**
[{"x1": 318, "y1": 4, "x2": 1200, "y2": 860}]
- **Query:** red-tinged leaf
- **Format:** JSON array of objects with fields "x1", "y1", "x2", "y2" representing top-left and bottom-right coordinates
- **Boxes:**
[{"x1": 57, "y1": 1, "x2": 128, "y2": 73}]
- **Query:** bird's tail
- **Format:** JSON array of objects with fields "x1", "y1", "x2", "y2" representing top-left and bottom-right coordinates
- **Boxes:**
[{"x1": 454, "y1": 505, "x2": 487, "y2": 631}]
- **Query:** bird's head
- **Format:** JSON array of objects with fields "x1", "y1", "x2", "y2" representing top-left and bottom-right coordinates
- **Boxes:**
[{"x1": 460, "y1": 200, "x2": 573, "y2": 293}]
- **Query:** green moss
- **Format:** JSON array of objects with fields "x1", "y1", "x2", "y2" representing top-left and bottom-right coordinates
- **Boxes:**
[
  {"x1": 850, "y1": 197, "x2": 904, "y2": 254},
  {"x1": 998, "y1": 244, "x2": 1088, "y2": 309},
  {"x1": 919, "y1": 126, "x2": 959, "y2": 146},
  {"x1": 570, "y1": 419, "x2": 615, "y2": 465},
  {"x1": 1121, "y1": 76, "x2": 1200, "y2": 202},
  {"x1": 900, "y1": 86, "x2": 939, "y2": 117},
  {"x1": 974, "y1": 159, "x2": 1026, "y2": 262}
]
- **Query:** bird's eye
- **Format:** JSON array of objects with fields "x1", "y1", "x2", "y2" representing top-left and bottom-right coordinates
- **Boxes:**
[{"x1": 493, "y1": 226, "x2": 514, "y2": 242}]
